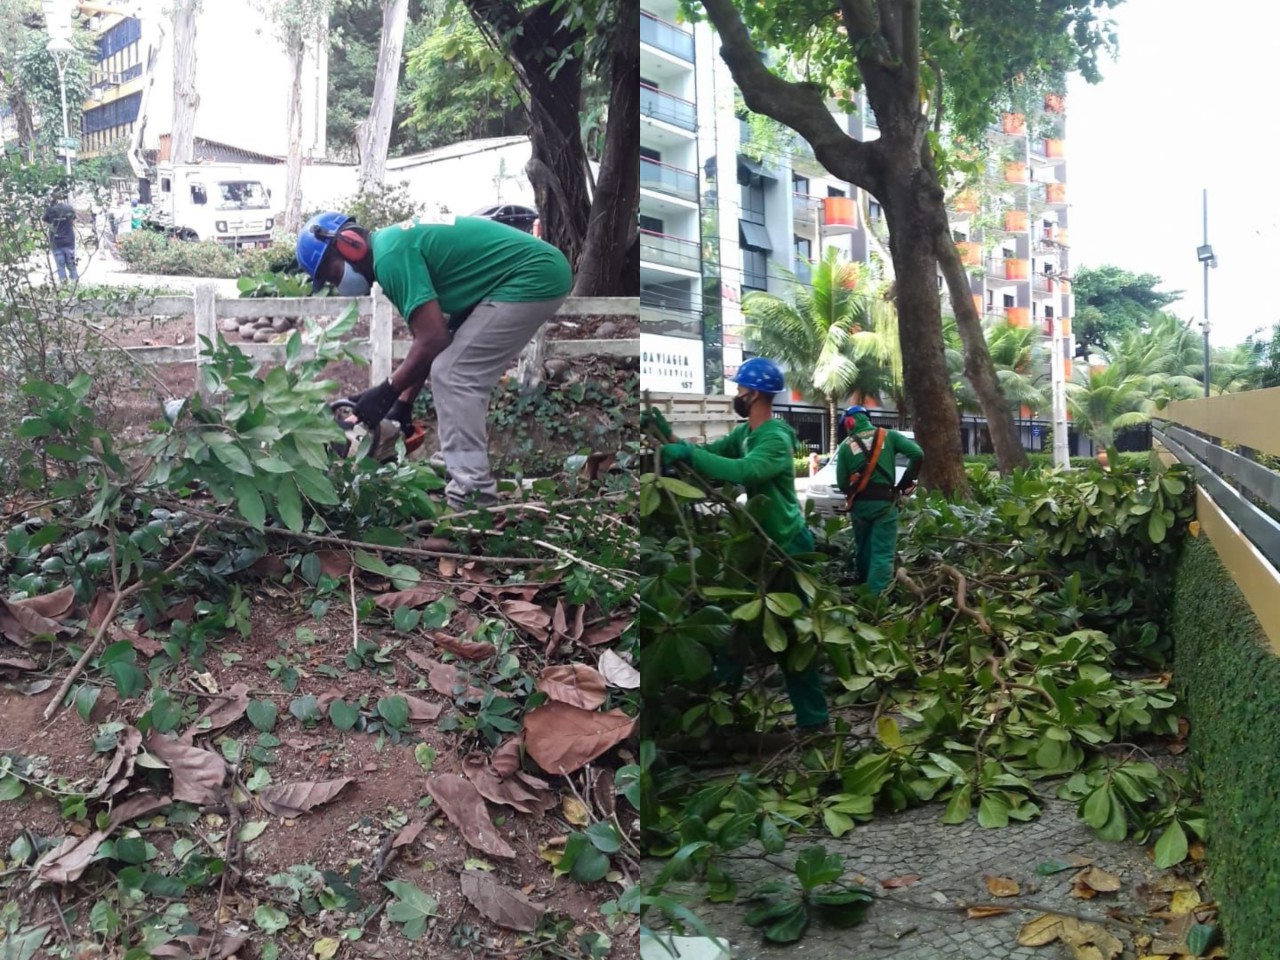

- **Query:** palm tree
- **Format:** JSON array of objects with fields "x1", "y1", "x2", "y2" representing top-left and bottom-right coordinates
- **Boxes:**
[
  {"x1": 985, "y1": 320, "x2": 1049, "y2": 414},
  {"x1": 1065, "y1": 360, "x2": 1157, "y2": 452},
  {"x1": 742, "y1": 249, "x2": 888, "y2": 446}
]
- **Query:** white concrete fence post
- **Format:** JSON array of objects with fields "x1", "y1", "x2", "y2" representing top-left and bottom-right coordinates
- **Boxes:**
[
  {"x1": 370, "y1": 283, "x2": 394, "y2": 387},
  {"x1": 193, "y1": 283, "x2": 217, "y2": 403}
]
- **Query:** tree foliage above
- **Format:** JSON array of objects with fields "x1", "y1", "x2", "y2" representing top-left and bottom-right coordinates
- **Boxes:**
[{"x1": 1072, "y1": 265, "x2": 1183, "y2": 356}]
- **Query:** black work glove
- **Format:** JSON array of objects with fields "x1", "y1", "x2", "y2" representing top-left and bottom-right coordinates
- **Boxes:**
[
  {"x1": 353, "y1": 379, "x2": 398, "y2": 429},
  {"x1": 388, "y1": 399, "x2": 414, "y2": 435}
]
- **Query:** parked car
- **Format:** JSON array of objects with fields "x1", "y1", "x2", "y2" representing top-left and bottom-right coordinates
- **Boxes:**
[
  {"x1": 471, "y1": 203, "x2": 539, "y2": 234},
  {"x1": 804, "y1": 430, "x2": 915, "y2": 518}
]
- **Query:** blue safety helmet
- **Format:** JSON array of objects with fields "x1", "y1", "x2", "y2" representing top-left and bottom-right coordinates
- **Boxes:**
[
  {"x1": 842, "y1": 404, "x2": 871, "y2": 431},
  {"x1": 297, "y1": 211, "x2": 353, "y2": 290},
  {"x1": 729, "y1": 357, "x2": 785, "y2": 394}
]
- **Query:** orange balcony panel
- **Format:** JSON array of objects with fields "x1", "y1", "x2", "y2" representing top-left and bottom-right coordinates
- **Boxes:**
[
  {"x1": 1045, "y1": 138, "x2": 1066, "y2": 158},
  {"x1": 954, "y1": 191, "x2": 980, "y2": 214},
  {"x1": 1005, "y1": 210, "x2": 1028, "y2": 232},
  {"x1": 1004, "y1": 162, "x2": 1027, "y2": 183},
  {"x1": 790, "y1": 389, "x2": 804, "y2": 402},
  {"x1": 823, "y1": 196, "x2": 858, "y2": 229},
  {"x1": 957, "y1": 240, "x2": 981, "y2": 266},
  {"x1": 1006, "y1": 306, "x2": 1030, "y2": 327},
  {"x1": 1019, "y1": 405, "x2": 1034, "y2": 419},
  {"x1": 1060, "y1": 316, "x2": 1071, "y2": 337},
  {"x1": 1056, "y1": 227, "x2": 1070, "y2": 247},
  {"x1": 1064, "y1": 358, "x2": 1073, "y2": 379},
  {"x1": 1047, "y1": 182, "x2": 1067, "y2": 203},
  {"x1": 972, "y1": 294, "x2": 983, "y2": 315},
  {"x1": 1044, "y1": 93, "x2": 1066, "y2": 114},
  {"x1": 1059, "y1": 278, "x2": 1072, "y2": 294},
  {"x1": 1002, "y1": 112, "x2": 1026, "y2": 135},
  {"x1": 1005, "y1": 258, "x2": 1030, "y2": 280}
]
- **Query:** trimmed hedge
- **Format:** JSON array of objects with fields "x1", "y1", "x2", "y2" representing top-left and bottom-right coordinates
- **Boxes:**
[
  {"x1": 963, "y1": 452, "x2": 1150, "y2": 473},
  {"x1": 1172, "y1": 537, "x2": 1280, "y2": 960},
  {"x1": 119, "y1": 230, "x2": 297, "y2": 278}
]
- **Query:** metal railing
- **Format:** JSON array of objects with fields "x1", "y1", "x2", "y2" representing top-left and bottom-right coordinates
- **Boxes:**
[
  {"x1": 792, "y1": 193, "x2": 820, "y2": 222},
  {"x1": 1154, "y1": 387, "x2": 1280, "y2": 649},
  {"x1": 639, "y1": 229, "x2": 702, "y2": 272},
  {"x1": 640, "y1": 84, "x2": 696, "y2": 131},
  {"x1": 640, "y1": 158, "x2": 698, "y2": 201},
  {"x1": 640, "y1": 11, "x2": 694, "y2": 61},
  {"x1": 640, "y1": 301, "x2": 703, "y2": 339}
]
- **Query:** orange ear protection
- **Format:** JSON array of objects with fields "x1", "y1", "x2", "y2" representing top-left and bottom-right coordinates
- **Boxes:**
[{"x1": 312, "y1": 222, "x2": 369, "y2": 262}]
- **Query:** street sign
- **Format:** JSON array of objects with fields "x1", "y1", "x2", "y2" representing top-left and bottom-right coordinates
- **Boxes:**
[
  {"x1": 57, "y1": 148, "x2": 76, "y2": 159},
  {"x1": 58, "y1": 136, "x2": 79, "y2": 149}
]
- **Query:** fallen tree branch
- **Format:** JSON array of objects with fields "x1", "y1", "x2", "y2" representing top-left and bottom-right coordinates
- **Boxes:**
[
  {"x1": 401, "y1": 491, "x2": 630, "y2": 533},
  {"x1": 938, "y1": 564, "x2": 992, "y2": 634},
  {"x1": 895, "y1": 566, "x2": 925, "y2": 597},
  {"x1": 44, "y1": 524, "x2": 209, "y2": 721}
]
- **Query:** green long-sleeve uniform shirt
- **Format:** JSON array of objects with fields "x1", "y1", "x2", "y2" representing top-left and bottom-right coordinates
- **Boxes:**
[
  {"x1": 836, "y1": 428, "x2": 924, "y2": 506},
  {"x1": 688, "y1": 419, "x2": 810, "y2": 555}
]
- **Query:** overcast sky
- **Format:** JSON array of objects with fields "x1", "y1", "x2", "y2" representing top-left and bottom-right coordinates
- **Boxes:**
[{"x1": 1066, "y1": 0, "x2": 1277, "y2": 347}]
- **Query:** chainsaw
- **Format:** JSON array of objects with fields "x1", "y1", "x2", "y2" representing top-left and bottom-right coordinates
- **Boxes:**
[{"x1": 328, "y1": 397, "x2": 428, "y2": 463}]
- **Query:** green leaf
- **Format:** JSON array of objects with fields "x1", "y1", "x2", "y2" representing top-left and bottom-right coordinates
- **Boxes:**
[
  {"x1": 977, "y1": 794, "x2": 1010, "y2": 829},
  {"x1": 275, "y1": 476, "x2": 304, "y2": 533},
  {"x1": 762, "y1": 902, "x2": 809, "y2": 943},
  {"x1": 731, "y1": 598, "x2": 762, "y2": 621},
  {"x1": 569, "y1": 843, "x2": 610, "y2": 883},
  {"x1": 354, "y1": 550, "x2": 394, "y2": 577},
  {"x1": 822, "y1": 808, "x2": 854, "y2": 838},
  {"x1": 793, "y1": 845, "x2": 843, "y2": 890},
  {"x1": 238, "y1": 820, "x2": 269, "y2": 843},
  {"x1": 17, "y1": 417, "x2": 54, "y2": 439},
  {"x1": 586, "y1": 821, "x2": 622, "y2": 854},
  {"x1": 765, "y1": 592, "x2": 803, "y2": 618},
  {"x1": 329, "y1": 700, "x2": 360, "y2": 732},
  {"x1": 942, "y1": 785, "x2": 972, "y2": 825},
  {"x1": 75, "y1": 685, "x2": 102, "y2": 722},
  {"x1": 1185, "y1": 922, "x2": 1218, "y2": 956},
  {"x1": 0, "y1": 774, "x2": 25, "y2": 802},
  {"x1": 638, "y1": 481, "x2": 660, "y2": 517},
  {"x1": 211, "y1": 441, "x2": 255, "y2": 477},
  {"x1": 759, "y1": 817, "x2": 785, "y2": 854},
  {"x1": 1035, "y1": 858, "x2": 1075, "y2": 875},
  {"x1": 762, "y1": 610, "x2": 787, "y2": 653},
  {"x1": 247, "y1": 700, "x2": 277, "y2": 732},
  {"x1": 294, "y1": 465, "x2": 339, "y2": 505},
  {"x1": 1153, "y1": 820, "x2": 1188, "y2": 869},
  {"x1": 254, "y1": 904, "x2": 290, "y2": 934},
  {"x1": 657, "y1": 476, "x2": 705, "y2": 499},
  {"x1": 1082, "y1": 786, "x2": 1111, "y2": 829},
  {"x1": 1148, "y1": 510, "x2": 1167, "y2": 543},
  {"x1": 377, "y1": 696, "x2": 410, "y2": 731},
  {"x1": 254, "y1": 456, "x2": 295, "y2": 473},
  {"x1": 288, "y1": 695, "x2": 322, "y2": 725},
  {"x1": 106, "y1": 661, "x2": 145, "y2": 699},
  {"x1": 234, "y1": 474, "x2": 267, "y2": 530},
  {"x1": 148, "y1": 694, "x2": 184, "y2": 734}
]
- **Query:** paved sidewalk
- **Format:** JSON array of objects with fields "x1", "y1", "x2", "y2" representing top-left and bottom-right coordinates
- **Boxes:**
[{"x1": 679, "y1": 798, "x2": 1186, "y2": 959}]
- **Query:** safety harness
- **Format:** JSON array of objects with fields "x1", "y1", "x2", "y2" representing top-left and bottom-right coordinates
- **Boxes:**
[{"x1": 844, "y1": 428, "x2": 895, "y2": 511}]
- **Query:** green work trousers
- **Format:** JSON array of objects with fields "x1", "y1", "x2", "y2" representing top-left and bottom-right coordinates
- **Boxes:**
[
  {"x1": 850, "y1": 502, "x2": 900, "y2": 595},
  {"x1": 713, "y1": 527, "x2": 829, "y2": 730}
]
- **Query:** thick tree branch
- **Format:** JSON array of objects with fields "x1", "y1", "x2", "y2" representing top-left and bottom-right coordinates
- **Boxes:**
[
  {"x1": 875, "y1": 0, "x2": 903, "y2": 61},
  {"x1": 927, "y1": 55, "x2": 944, "y2": 133},
  {"x1": 699, "y1": 0, "x2": 883, "y2": 194},
  {"x1": 840, "y1": 0, "x2": 888, "y2": 63},
  {"x1": 901, "y1": 0, "x2": 921, "y2": 125}
]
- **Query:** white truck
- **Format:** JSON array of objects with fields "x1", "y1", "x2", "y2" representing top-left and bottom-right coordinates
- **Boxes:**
[{"x1": 148, "y1": 163, "x2": 275, "y2": 249}]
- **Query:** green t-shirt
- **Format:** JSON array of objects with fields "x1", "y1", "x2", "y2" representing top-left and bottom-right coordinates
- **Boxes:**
[
  {"x1": 370, "y1": 215, "x2": 573, "y2": 321},
  {"x1": 836, "y1": 428, "x2": 924, "y2": 495},
  {"x1": 690, "y1": 418, "x2": 811, "y2": 555}
]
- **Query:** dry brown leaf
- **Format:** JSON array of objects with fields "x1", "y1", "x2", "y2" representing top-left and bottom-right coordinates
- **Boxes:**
[
  {"x1": 1168, "y1": 888, "x2": 1202, "y2": 916},
  {"x1": 181, "y1": 682, "x2": 250, "y2": 741},
  {"x1": 985, "y1": 874, "x2": 1021, "y2": 898},
  {"x1": 149, "y1": 931, "x2": 247, "y2": 960},
  {"x1": 0, "y1": 656, "x2": 37, "y2": 674},
  {"x1": 491, "y1": 737, "x2": 522, "y2": 778},
  {"x1": 459, "y1": 870, "x2": 545, "y2": 932},
  {"x1": 485, "y1": 583, "x2": 540, "y2": 602},
  {"x1": 144, "y1": 735, "x2": 227, "y2": 805},
  {"x1": 420, "y1": 537, "x2": 455, "y2": 552},
  {"x1": 562, "y1": 795, "x2": 590, "y2": 827},
  {"x1": 880, "y1": 874, "x2": 921, "y2": 889},
  {"x1": 967, "y1": 906, "x2": 1011, "y2": 919},
  {"x1": 1188, "y1": 841, "x2": 1206, "y2": 863},
  {"x1": 107, "y1": 792, "x2": 172, "y2": 832},
  {"x1": 598, "y1": 649, "x2": 639, "y2": 689},
  {"x1": 439, "y1": 557, "x2": 458, "y2": 578},
  {"x1": 461, "y1": 753, "x2": 555, "y2": 816},
  {"x1": 536, "y1": 664, "x2": 607, "y2": 710},
  {"x1": 1069, "y1": 855, "x2": 1095, "y2": 867},
  {"x1": 151, "y1": 596, "x2": 197, "y2": 630},
  {"x1": 259, "y1": 778, "x2": 353, "y2": 818},
  {"x1": 522, "y1": 702, "x2": 635, "y2": 775},
  {"x1": 1017, "y1": 913, "x2": 1068, "y2": 947},
  {"x1": 580, "y1": 617, "x2": 631, "y2": 647},
  {"x1": 405, "y1": 695, "x2": 442, "y2": 722},
  {"x1": 314, "y1": 550, "x2": 353, "y2": 578},
  {"x1": 1075, "y1": 866, "x2": 1121, "y2": 893},
  {"x1": 12, "y1": 585, "x2": 76, "y2": 620},
  {"x1": 502, "y1": 600, "x2": 551, "y2": 641},
  {"x1": 94, "y1": 725, "x2": 143, "y2": 799},
  {"x1": 459, "y1": 563, "x2": 493, "y2": 584},
  {"x1": 376, "y1": 586, "x2": 444, "y2": 610},
  {"x1": 392, "y1": 820, "x2": 426, "y2": 850},
  {"x1": 32, "y1": 831, "x2": 108, "y2": 884},
  {"x1": 593, "y1": 767, "x2": 616, "y2": 821},
  {"x1": 1, "y1": 591, "x2": 70, "y2": 644},
  {"x1": 426, "y1": 774, "x2": 515, "y2": 858},
  {"x1": 116, "y1": 626, "x2": 165, "y2": 658},
  {"x1": 87, "y1": 591, "x2": 116, "y2": 631},
  {"x1": 250, "y1": 555, "x2": 289, "y2": 580},
  {"x1": 1058, "y1": 917, "x2": 1124, "y2": 960},
  {"x1": 432, "y1": 631, "x2": 496, "y2": 661},
  {"x1": 415, "y1": 655, "x2": 484, "y2": 700}
]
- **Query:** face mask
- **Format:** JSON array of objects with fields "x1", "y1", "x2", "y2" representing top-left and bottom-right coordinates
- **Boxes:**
[
  {"x1": 732, "y1": 392, "x2": 755, "y2": 419},
  {"x1": 335, "y1": 262, "x2": 371, "y2": 297}
]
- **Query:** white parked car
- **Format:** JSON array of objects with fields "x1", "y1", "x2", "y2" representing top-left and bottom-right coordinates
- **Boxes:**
[{"x1": 804, "y1": 430, "x2": 915, "y2": 518}]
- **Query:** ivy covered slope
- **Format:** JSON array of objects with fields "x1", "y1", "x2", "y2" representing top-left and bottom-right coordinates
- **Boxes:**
[
  {"x1": 638, "y1": 455, "x2": 1200, "y2": 939},
  {"x1": 0, "y1": 309, "x2": 641, "y2": 959}
]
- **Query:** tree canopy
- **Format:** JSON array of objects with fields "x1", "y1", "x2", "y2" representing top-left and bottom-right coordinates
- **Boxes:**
[{"x1": 1072, "y1": 265, "x2": 1183, "y2": 357}]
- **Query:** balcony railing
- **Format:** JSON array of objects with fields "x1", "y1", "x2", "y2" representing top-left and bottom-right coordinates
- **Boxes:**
[
  {"x1": 640, "y1": 299, "x2": 702, "y2": 338},
  {"x1": 1032, "y1": 274, "x2": 1055, "y2": 295},
  {"x1": 794, "y1": 258, "x2": 813, "y2": 284},
  {"x1": 641, "y1": 84, "x2": 696, "y2": 131},
  {"x1": 640, "y1": 229, "x2": 702, "y2": 272},
  {"x1": 641, "y1": 158, "x2": 698, "y2": 201},
  {"x1": 640, "y1": 11, "x2": 694, "y2": 62},
  {"x1": 792, "y1": 193, "x2": 820, "y2": 222}
]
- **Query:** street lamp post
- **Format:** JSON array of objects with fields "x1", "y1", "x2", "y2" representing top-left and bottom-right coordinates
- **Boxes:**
[
  {"x1": 1196, "y1": 188, "x2": 1217, "y2": 398},
  {"x1": 46, "y1": 36, "x2": 74, "y2": 176}
]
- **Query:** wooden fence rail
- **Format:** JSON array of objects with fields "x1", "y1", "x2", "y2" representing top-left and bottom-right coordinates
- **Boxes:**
[{"x1": 75, "y1": 283, "x2": 637, "y2": 391}]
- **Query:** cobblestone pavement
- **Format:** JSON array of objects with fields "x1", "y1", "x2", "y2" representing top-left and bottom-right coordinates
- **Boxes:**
[{"x1": 668, "y1": 798, "x2": 1191, "y2": 959}]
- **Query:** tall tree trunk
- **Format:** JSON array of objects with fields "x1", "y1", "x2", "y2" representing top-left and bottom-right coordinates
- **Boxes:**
[
  {"x1": 571, "y1": 0, "x2": 639, "y2": 296},
  {"x1": 283, "y1": 24, "x2": 305, "y2": 235},
  {"x1": 935, "y1": 225, "x2": 1030, "y2": 473},
  {"x1": 356, "y1": 0, "x2": 409, "y2": 192},
  {"x1": 170, "y1": 0, "x2": 200, "y2": 164},
  {"x1": 464, "y1": 0, "x2": 592, "y2": 270},
  {"x1": 880, "y1": 164, "x2": 969, "y2": 496},
  {"x1": 828, "y1": 395, "x2": 838, "y2": 454}
]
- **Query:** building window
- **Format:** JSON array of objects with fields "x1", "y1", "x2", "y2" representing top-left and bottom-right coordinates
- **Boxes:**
[
  {"x1": 639, "y1": 214, "x2": 663, "y2": 234},
  {"x1": 97, "y1": 16, "x2": 141, "y2": 61},
  {"x1": 794, "y1": 236, "x2": 811, "y2": 260},
  {"x1": 743, "y1": 247, "x2": 768, "y2": 291},
  {"x1": 827, "y1": 186, "x2": 845, "y2": 198},
  {"x1": 1003, "y1": 294, "x2": 1015, "y2": 308},
  {"x1": 82, "y1": 92, "x2": 142, "y2": 136},
  {"x1": 792, "y1": 175, "x2": 809, "y2": 196},
  {"x1": 869, "y1": 199, "x2": 882, "y2": 220},
  {"x1": 640, "y1": 146, "x2": 660, "y2": 162},
  {"x1": 1046, "y1": 306, "x2": 1054, "y2": 319},
  {"x1": 740, "y1": 181, "x2": 765, "y2": 225}
]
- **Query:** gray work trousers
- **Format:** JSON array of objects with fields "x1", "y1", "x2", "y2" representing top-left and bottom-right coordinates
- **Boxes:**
[{"x1": 430, "y1": 296, "x2": 566, "y2": 507}]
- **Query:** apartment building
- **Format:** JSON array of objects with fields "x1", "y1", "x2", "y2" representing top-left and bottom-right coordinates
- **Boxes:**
[{"x1": 78, "y1": 0, "x2": 327, "y2": 163}]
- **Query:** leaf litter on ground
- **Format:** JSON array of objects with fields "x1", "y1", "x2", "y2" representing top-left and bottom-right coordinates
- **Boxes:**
[
  {"x1": 459, "y1": 869, "x2": 546, "y2": 932},
  {"x1": 426, "y1": 773, "x2": 516, "y2": 858}
]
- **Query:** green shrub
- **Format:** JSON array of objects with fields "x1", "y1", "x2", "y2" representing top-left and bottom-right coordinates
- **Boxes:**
[
  {"x1": 1172, "y1": 537, "x2": 1280, "y2": 960},
  {"x1": 962, "y1": 452, "x2": 1150, "y2": 474},
  {"x1": 118, "y1": 231, "x2": 296, "y2": 279},
  {"x1": 312, "y1": 181, "x2": 421, "y2": 232}
]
